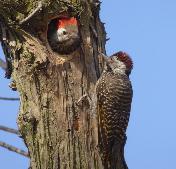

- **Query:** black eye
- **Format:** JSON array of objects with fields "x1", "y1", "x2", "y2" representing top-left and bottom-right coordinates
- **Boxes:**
[{"x1": 63, "y1": 31, "x2": 67, "y2": 35}]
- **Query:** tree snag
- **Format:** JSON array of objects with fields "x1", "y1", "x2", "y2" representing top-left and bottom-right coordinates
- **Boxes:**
[{"x1": 0, "y1": 1, "x2": 129, "y2": 169}]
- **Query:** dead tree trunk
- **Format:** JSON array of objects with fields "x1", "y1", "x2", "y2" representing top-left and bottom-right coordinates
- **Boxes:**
[{"x1": 0, "y1": 1, "x2": 128, "y2": 169}]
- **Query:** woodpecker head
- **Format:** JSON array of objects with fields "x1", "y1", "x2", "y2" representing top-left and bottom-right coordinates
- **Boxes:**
[
  {"x1": 56, "y1": 17, "x2": 78, "y2": 42},
  {"x1": 47, "y1": 17, "x2": 80, "y2": 54},
  {"x1": 106, "y1": 51, "x2": 133, "y2": 76}
]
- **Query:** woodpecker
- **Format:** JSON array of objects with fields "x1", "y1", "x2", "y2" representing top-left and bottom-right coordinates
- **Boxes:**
[
  {"x1": 47, "y1": 17, "x2": 80, "y2": 55},
  {"x1": 96, "y1": 51, "x2": 133, "y2": 168}
]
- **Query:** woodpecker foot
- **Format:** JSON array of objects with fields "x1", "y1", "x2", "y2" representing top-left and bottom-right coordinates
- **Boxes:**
[{"x1": 77, "y1": 93, "x2": 92, "y2": 109}]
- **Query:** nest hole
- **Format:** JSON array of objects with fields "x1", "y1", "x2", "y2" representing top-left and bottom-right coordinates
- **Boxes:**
[{"x1": 47, "y1": 17, "x2": 80, "y2": 55}]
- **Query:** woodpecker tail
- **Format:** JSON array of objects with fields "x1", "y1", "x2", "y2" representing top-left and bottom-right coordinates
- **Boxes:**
[{"x1": 110, "y1": 136, "x2": 128, "y2": 169}]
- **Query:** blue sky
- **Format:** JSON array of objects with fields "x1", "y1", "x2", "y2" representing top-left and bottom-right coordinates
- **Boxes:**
[{"x1": 1, "y1": 0, "x2": 176, "y2": 168}]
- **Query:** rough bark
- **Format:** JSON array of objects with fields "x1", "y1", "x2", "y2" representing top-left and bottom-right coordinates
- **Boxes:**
[{"x1": 0, "y1": 0, "x2": 128, "y2": 169}]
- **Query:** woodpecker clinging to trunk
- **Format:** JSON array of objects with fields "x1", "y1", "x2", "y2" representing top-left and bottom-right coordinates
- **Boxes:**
[
  {"x1": 96, "y1": 51, "x2": 133, "y2": 169},
  {"x1": 47, "y1": 17, "x2": 80, "y2": 55}
]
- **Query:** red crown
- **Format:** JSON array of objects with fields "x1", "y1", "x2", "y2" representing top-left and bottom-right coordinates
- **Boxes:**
[
  {"x1": 112, "y1": 51, "x2": 133, "y2": 71},
  {"x1": 57, "y1": 17, "x2": 78, "y2": 28}
]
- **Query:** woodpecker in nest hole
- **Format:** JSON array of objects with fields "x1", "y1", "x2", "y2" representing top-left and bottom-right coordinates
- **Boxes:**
[{"x1": 47, "y1": 17, "x2": 80, "y2": 55}]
